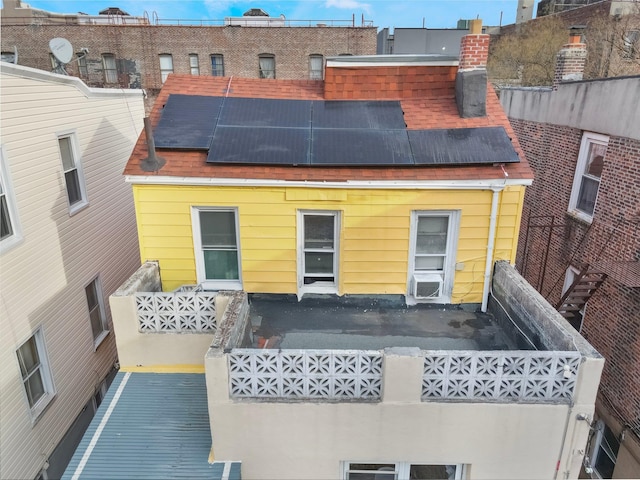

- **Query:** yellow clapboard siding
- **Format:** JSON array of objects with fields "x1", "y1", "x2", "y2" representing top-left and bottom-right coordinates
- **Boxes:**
[{"x1": 133, "y1": 184, "x2": 526, "y2": 300}]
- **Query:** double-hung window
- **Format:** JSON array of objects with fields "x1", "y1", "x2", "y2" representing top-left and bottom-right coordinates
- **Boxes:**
[
  {"x1": 189, "y1": 54, "x2": 200, "y2": 75},
  {"x1": 343, "y1": 462, "x2": 463, "y2": 480},
  {"x1": 568, "y1": 132, "x2": 608, "y2": 222},
  {"x1": 590, "y1": 420, "x2": 619, "y2": 478},
  {"x1": 102, "y1": 53, "x2": 117, "y2": 83},
  {"x1": 298, "y1": 211, "x2": 339, "y2": 295},
  {"x1": 159, "y1": 54, "x2": 174, "y2": 83},
  {"x1": 1, "y1": 146, "x2": 21, "y2": 253},
  {"x1": 86, "y1": 276, "x2": 108, "y2": 348},
  {"x1": 309, "y1": 54, "x2": 323, "y2": 80},
  {"x1": 192, "y1": 208, "x2": 242, "y2": 289},
  {"x1": 57, "y1": 133, "x2": 88, "y2": 214},
  {"x1": 211, "y1": 54, "x2": 225, "y2": 76},
  {"x1": 409, "y1": 211, "x2": 460, "y2": 303},
  {"x1": 258, "y1": 54, "x2": 276, "y2": 78},
  {"x1": 16, "y1": 328, "x2": 55, "y2": 419},
  {"x1": 77, "y1": 52, "x2": 88, "y2": 77}
]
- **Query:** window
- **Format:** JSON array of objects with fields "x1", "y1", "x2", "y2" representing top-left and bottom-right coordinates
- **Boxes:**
[
  {"x1": 192, "y1": 208, "x2": 242, "y2": 289},
  {"x1": 409, "y1": 211, "x2": 460, "y2": 303},
  {"x1": 561, "y1": 265, "x2": 585, "y2": 331},
  {"x1": 211, "y1": 54, "x2": 225, "y2": 76},
  {"x1": 102, "y1": 53, "x2": 117, "y2": 83},
  {"x1": 77, "y1": 53, "x2": 88, "y2": 77},
  {"x1": 0, "y1": 145, "x2": 21, "y2": 253},
  {"x1": 623, "y1": 30, "x2": 639, "y2": 59},
  {"x1": 159, "y1": 54, "x2": 174, "y2": 83},
  {"x1": 568, "y1": 132, "x2": 608, "y2": 222},
  {"x1": 1, "y1": 51, "x2": 16, "y2": 63},
  {"x1": 16, "y1": 329, "x2": 55, "y2": 419},
  {"x1": 298, "y1": 211, "x2": 339, "y2": 295},
  {"x1": 258, "y1": 54, "x2": 275, "y2": 79},
  {"x1": 343, "y1": 462, "x2": 463, "y2": 480},
  {"x1": 309, "y1": 54, "x2": 323, "y2": 80},
  {"x1": 189, "y1": 54, "x2": 200, "y2": 75},
  {"x1": 57, "y1": 133, "x2": 88, "y2": 213},
  {"x1": 86, "y1": 276, "x2": 108, "y2": 347},
  {"x1": 590, "y1": 420, "x2": 619, "y2": 478}
]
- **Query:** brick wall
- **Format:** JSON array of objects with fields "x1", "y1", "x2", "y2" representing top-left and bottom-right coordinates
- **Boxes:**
[
  {"x1": 511, "y1": 117, "x2": 640, "y2": 438},
  {"x1": 1, "y1": 24, "x2": 376, "y2": 109},
  {"x1": 553, "y1": 40, "x2": 587, "y2": 87},
  {"x1": 324, "y1": 65, "x2": 457, "y2": 100},
  {"x1": 458, "y1": 34, "x2": 490, "y2": 70}
]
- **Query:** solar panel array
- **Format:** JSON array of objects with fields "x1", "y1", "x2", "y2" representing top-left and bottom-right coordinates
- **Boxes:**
[{"x1": 153, "y1": 94, "x2": 520, "y2": 166}]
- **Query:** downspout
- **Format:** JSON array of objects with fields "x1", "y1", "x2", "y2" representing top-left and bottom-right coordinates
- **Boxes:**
[{"x1": 481, "y1": 187, "x2": 503, "y2": 312}]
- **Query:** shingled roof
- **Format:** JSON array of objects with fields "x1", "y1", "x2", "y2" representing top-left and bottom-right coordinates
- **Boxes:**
[{"x1": 124, "y1": 64, "x2": 532, "y2": 182}]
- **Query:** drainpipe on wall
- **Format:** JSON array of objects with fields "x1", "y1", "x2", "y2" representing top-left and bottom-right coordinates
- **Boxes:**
[{"x1": 481, "y1": 187, "x2": 502, "y2": 312}]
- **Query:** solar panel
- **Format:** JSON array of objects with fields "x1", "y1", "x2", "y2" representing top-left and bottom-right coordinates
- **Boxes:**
[
  {"x1": 311, "y1": 129, "x2": 413, "y2": 166},
  {"x1": 154, "y1": 94, "x2": 223, "y2": 150},
  {"x1": 219, "y1": 98, "x2": 312, "y2": 128},
  {"x1": 312, "y1": 100, "x2": 406, "y2": 129},
  {"x1": 408, "y1": 127, "x2": 520, "y2": 165},
  {"x1": 207, "y1": 126, "x2": 310, "y2": 165}
]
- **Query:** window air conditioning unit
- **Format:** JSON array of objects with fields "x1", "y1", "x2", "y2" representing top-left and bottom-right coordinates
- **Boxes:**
[{"x1": 412, "y1": 273, "x2": 443, "y2": 299}]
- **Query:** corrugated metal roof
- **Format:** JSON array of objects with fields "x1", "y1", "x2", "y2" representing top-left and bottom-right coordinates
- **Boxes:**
[{"x1": 62, "y1": 372, "x2": 240, "y2": 479}]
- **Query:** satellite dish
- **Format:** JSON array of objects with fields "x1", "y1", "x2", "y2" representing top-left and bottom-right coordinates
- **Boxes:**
[{"x1": 49, "y1": 38, "x2": 73, "y2": 64}]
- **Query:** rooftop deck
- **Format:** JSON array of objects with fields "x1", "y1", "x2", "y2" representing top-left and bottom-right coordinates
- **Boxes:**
[{"x1": 249, "y1": 295, "x2": 522, "y2": 351}]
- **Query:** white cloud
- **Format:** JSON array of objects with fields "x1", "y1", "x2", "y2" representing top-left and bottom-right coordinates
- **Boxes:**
[{"x1": 325, "y1": 0, "x2": 371, "y2": 13}]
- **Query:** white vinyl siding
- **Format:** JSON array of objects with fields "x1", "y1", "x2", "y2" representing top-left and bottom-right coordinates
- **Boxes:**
[{"x1": 0, "y1": 64, "x2": 144, "y2": 480}]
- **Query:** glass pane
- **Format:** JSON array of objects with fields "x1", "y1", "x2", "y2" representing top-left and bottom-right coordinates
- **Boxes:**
[
  {"x1": 1, "y1": 195, "x2": 13, "y2": 239},
  {"x1": 200, "y1": 211, "x2": 236, "y2": 247},
  {"x1": 85, "y1": 282, "x2": 98, "y2": 309},
  {"x1": 189, "y1": 55, "x2": 198, "y2": 67},
  {"x1": 595, "y1": 447, "x2": 615, "y2": 479},
  {"x1": 409, "y1": 464, "x2": 455, "y2": 479},
  {"x1": 18, "y1": 337, "x2": 40, "y2": 378},
  {"x1": 159, "y1": 55, "x2": 173, "y2": 69},
  {"x1": 576, "y1": 176, "x2": 599, "y2": 215},
  {"x1": 305, "y1": 252, "x2": 333, "y2": 274},
  {"x1": 65, "y1": 170, "x2": 82, "y2": 205},
  {"x1": 90, "y1": 307, "x2": 103, "y2": 339},
  {"x1": 416, "y1": 217, "x2": 448, "y2": 254},
  {"x1": 259, "y1": 57, "x2": 275, "y2": 78},
  {"x1": 585, "y1": 143, "x2": 606, "y2": 178},
  {"x1": 58, "y1": 137, "x2": 74, "y2": 171},
  {"x1": 203, "y1": 249, "x2": 239, "y2": 280},
  {"x1": 211, "y1": 56, "x2": 224, "y2": 76},
  {"x1": 304, "y1": 215, "x2": 334, "y2": 249},
  {"x1": 105, "y1": 68, "x2": 117, "y2": 83},
  {"x1": 26, "y1": 371, "x2": 45, "y2": 407},
  {"x1": 416, "y1": 256, "x2": 445, "y2": 270}
]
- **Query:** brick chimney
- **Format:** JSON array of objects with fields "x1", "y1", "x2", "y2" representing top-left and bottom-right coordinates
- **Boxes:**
[
  {"x1": 455, "y1": 19, "x2": 489, "y2": 118},
  {"x1": 553, "y1": 30, "x2": 587, "y2": 90}
]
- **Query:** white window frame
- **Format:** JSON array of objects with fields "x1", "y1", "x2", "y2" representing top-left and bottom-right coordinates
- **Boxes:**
[
  {"x1": 211, "y1": 54, "x2": 225, "y2": 76},
  {"x1": 309, "y1": 54, "x2": 324, "y2": 80},
  {"x1": 259, "y1": 54, "x2": 276, "y2": 79},
  {"x1": 407, "y1": 210, "x2": 460, "y2": 304},
  {"x1": 16, "y1": 328, "x2": 56, "y2": 421},
  {"x1": 191, "y1": 207, "x2": 242, "y2": 291},
  {"x1": 56, "y1": 130, "x2": 89, "y2": 215},
  {"x1": 589, "y1": 420, "x2": 619, "y2": 479},
  {"x1": 0, "y1": 145, "x2": 23, "y2": 254},
  {"x1": 568, "y1": 132, "x2": 608, "y2": 223},
  {"x1": 101, "y1": 53, "x2": 117, "y2": 83},
  {"x1": 297, "y1": 210, "x2": 340, "y2": 297},
  {"x1": 86, "y1": 275, "x2": 109, "y2": 349},
  {"x1": 159, "y1": 54, "x2": 174, "y2": 83},
  {"x1": 342, "y1": 462, "x2": 464, "y2": 480},
  {"x1": 189, "y1": 54, "x2": 200, "y2": 75}
]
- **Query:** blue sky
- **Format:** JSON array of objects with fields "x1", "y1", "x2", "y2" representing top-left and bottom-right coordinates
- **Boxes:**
[{"x1": 20, "y1": 1, "x2": 540, "y2": 29}]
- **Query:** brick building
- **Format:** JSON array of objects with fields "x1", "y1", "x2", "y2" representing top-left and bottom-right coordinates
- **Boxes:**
[
  {"x1": 501, "y1": 37, "x2": 640, "y2": 478},
  {"x1": 1, "y1": 1, "x2": 376, "y2": 110}
]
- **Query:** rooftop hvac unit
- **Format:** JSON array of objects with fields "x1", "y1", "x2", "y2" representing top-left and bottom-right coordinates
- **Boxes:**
[{"x1": 412, "y1": 273, "x2": 443, "y2": 299}]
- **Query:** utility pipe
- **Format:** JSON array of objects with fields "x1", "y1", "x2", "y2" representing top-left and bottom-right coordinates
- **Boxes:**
[{"x1": 481, "y1": 187, "x2": 503, "y2": 312}]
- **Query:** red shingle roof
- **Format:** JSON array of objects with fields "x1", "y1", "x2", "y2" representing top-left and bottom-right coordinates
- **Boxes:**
[{"x1": 125, "y1": 74, "x2": 532, "y2": 181}]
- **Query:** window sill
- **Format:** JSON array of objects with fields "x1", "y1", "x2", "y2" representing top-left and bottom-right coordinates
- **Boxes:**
[
  {"x1": 0, "y1": 234, "x2": 24, "y2": 255},
  {"x1": 566, "y1": 210, "x2": 593, "y2": 226},
  {"x1": 69, "y1": 201, "x2": 89, "y2": 217},
  {"x1": 93, "y1": 330, "x2": 110, "y2": 351},
  {"x1": 200, "y1": 280, "x2": 243, "y2": 291},
  {"x1": 30, "y1": 392, "x2": 56, "y2": 425}
]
